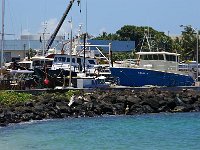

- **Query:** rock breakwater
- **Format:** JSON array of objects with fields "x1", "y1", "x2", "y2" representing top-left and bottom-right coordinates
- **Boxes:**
[{"x1": 0, "y1": 89, "x2": 200, "y2": 127}]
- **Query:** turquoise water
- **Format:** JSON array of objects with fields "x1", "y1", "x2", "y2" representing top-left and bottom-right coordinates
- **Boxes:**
[{"x1": 0, "y1": 113, "x2": 200, "y2": 150}]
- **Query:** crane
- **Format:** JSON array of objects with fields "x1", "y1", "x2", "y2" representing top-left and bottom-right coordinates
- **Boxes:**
[{"x1": 46, "y1": 0, "x2": 81, "y2": 52}]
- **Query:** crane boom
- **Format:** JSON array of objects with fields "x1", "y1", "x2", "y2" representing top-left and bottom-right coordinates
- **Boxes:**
[{"x1": 46, "y1": 0, "x2": 75, "y2": 51}]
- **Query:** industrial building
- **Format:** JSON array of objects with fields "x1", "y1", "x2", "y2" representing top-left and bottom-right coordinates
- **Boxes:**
[{"x1": 0, "y1": 35, "x2": 135, "y2": 63}]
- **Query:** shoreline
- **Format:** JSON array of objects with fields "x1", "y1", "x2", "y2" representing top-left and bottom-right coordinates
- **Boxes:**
[{"x1": 0, "y1": 88, "x2": 200, "y2": 127}]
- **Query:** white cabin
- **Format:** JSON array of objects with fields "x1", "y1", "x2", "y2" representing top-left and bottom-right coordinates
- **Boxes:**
[
  {"x1": 51, "y1": 54, "x2": 97, "y2": 74},
  {"x1": 136, "y1": 51, "x2": 180, "y2": 72},
  {"x1": 18, "y1": 57, "x2": 53, "y2": 70}
]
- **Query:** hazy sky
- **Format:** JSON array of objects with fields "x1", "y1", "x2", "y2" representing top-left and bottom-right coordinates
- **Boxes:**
[{"x1": 1, "y1": 0, "x2": 200, "y2": 39}]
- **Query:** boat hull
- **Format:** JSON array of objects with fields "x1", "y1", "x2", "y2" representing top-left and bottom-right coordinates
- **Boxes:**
[{"x1": 110, "y1": 67, "x2": 194, "y2": 87}]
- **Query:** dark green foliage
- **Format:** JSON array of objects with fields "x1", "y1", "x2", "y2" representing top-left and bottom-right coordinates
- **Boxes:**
[
  {"x1": 0, "y1": 90, "x2": 81, "y2": 106},
  {"x1": 179, "y1": 25, "x2": 199, "y2": 61},
  {"x1": 28, "y1": 48, "x2": 37, "y2": 58},
  {"x1": 94, "y1": 25, "x2": 173, "y2": 52},
  {"x1": 94, "y1": 25, "x2": 199, "y2": 62},
  {"x1": 94, "y1": 32, "x2": 120, "y2": 40},
  {"x1": 94, "y1": 25, "x2": 173, "y2": 61},
  {"x1": 112, "y1": 52, "x2": 134, "y2": 61}
]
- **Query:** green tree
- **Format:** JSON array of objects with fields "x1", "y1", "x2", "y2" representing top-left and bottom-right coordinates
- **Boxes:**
[
  {"x1": 171, "y1": 37, "x2": 184, "y2": 61},
  {"x1": 94, "y1": 25, "x2": 173, "y2": 52},
  {"x1": 111, "y1": 52, "x2": 134, "y2": 62},
  {"x1": 94, "y1": 25, "x2": 200, "y2": 62},
  {"x1": 94, "y1": 32, "x2": 119, "y2": 40},
  {"x1": 28, "y1": 48, "x2": 37, "y2": 58},
  {"x1": 179, "y1": 25, "x2": 199, "y2": 61}
]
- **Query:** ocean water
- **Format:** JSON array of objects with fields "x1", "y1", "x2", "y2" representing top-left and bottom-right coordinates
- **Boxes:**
[{"x1": 0, "y1": 113, "x2": 200, "y2": 150}]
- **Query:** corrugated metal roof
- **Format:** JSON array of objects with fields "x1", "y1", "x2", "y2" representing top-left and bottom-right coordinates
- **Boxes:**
[{"x1": 88, "y1": 40, "x2": 135, "y2": 52}]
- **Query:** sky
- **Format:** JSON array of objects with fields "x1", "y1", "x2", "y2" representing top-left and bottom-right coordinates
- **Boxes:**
[{"x1": 1, "y1": 0, "x2": 200, "y2": 39}]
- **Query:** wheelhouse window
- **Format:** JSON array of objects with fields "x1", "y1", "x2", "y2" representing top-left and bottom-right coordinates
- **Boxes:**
[
  {"x1": 62, "y1": 57, "x2": 66, "y2": 62},
  {"x1": 166, "y1": 55, "x2": 176, "y2": 62},
  {"x1": 153, "y1": 54, "x2": 158, "y2": 60},
  {"x1": 148, "y1": 55, "x2": 153, "y2": 60},
  {"x1": 140, "y1": 54, "x2": 164, "y2": 60},
  {"x1": 158, "y1": 54, "x2": 164, "y2": 60},
  {"x1": 60, "y1": 57, "x2": 66, "y2": 62},
  {"x1": 54, "y1": 57, "x2": 66, "y2": 62},
  {"x1": 33, "y1": 60, "x2": 41, "y2": 66},
  {"x1": 140, "y1": 55, "x2": 148, "y2": 60},
  {"x1": 72, "y1": 58, "x2": 75, "y2": 63}
]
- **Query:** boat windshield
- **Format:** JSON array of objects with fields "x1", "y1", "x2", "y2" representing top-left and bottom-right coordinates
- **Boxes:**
[
  {"x1": 32, "y1": 60, "x2": 52, "y2": 66},
  {"x1": 54, "y1": 57, "x2": 66, "y2": 62},
  {"x1": 140, "y1": 54, "x2": 164, "y2": 60},
  {"x1": 19, "y1": 62, "x2": 32, "y2": 69}
]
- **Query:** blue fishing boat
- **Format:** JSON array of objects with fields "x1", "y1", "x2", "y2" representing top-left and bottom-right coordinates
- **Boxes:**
[
  {"x1": 110, "y1": 51, "x2": 194, "y2": 87},
  {"x1": 110, "y1": 32, "x2": 195, "y2": 87}
]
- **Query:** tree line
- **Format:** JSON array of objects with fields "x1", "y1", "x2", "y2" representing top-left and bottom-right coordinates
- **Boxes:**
[{"x1": 93, "y1": 25, "x2": 199, "y2": 62}]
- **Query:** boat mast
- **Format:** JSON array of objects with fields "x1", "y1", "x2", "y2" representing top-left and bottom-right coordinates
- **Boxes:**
[
  {"x1": 140, "y1": 29, "x2": 152, "y2": 52},
  {"x1": 1, "y1": 0, "x2": 5, "y2": 72},
  {"x1": 85, "y1": 0, "x2": 88, "y2": 42}
]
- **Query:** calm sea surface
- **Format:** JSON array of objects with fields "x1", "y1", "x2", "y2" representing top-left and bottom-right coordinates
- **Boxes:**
[{"x1": 0, "y1": 112, "x2": 200, "y2": 150}]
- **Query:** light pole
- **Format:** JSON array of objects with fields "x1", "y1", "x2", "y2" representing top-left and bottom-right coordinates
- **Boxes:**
[
  {"x1": 180, "y1": 25, "x2": 199, "y2": 81},
  {"x1": 1, "y1": 0, "x2": 5, "y2": 76},
  {"x1": 197, "y1": 30, "x2": 199, "y2": 81},
  {"x1": 68, "y1": 19, "x2": 73, "y2": 87}
]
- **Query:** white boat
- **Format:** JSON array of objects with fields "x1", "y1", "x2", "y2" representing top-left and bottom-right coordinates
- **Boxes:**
[
  {"x1": 179, "y1": 61, "x2": 200, "y2": 72},
  {"x1": 76, "y1": 75, "x2": 110, "y2": 88},
  {"x1": 51, "y1": 54, "x2": 97, "y2": 74},
  {"x1": 18, "y1": 56, "x2": 54, "y2": 70},
  {"x1": 50, "y1": 33, "x2": 111, "y2": 75}
]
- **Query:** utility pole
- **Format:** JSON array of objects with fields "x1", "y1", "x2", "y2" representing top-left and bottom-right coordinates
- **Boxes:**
[
  {"x1": 1, "y1": 0, "x2": 5, "y2": 72},
  {"x1": 23, "y1": 44, "x2": 26, "y2": 59},
  {"x1": 196, "y1": 30, "x2": 199, "y2": 81}
]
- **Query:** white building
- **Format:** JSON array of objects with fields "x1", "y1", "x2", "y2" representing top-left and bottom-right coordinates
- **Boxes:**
[{"x1": 0, "y1": 35, "x2": 64, "y2": 63}]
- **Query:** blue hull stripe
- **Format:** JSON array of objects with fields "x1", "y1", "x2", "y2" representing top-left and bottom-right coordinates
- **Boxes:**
[{"x1": 110, "y1": 68, "x2": 194, "y2": 87}]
